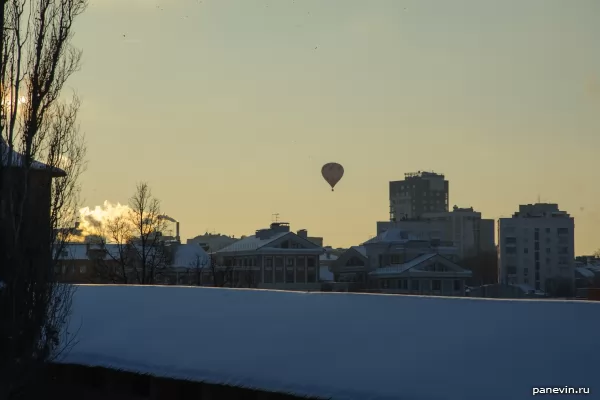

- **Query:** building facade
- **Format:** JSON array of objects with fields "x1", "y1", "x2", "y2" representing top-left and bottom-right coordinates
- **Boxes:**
[
  {"x1": 215, "y1": 222, "x2": 324, "y2": 291},
  {"x1": 498, "y1": 203, "x2": 575, "y2": 294},
  {"x1": 377, "y1": 206, "x2": 495, "y2": 259},
  {"x1": 331, "y1": 229, "x2": 471, "y2": 296},
  {"x1": 389, "y1": 171, "x2": 449, "y2": 221}
]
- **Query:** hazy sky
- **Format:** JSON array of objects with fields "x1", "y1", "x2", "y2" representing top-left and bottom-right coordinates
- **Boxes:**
[{"x1": 70, "y1": 0, "x2": 600, "y2": 254}]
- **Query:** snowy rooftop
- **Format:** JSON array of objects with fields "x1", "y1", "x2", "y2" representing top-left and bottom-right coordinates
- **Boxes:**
[
  {"x1": 217, "y1": 231, "x2": 289, "y2": 253},
  {"x1": 1, "y1": 138, "x2": 66, "y2": 177},
  {"x1": 172, "y1": 243, "x2": 210, "y2": 268},
  {"x1": 350, "y1": 245, "x2": 367, "y2": 257},
  {"x1": 60, "y1": 285, "x2": 599, "y2": 400}
]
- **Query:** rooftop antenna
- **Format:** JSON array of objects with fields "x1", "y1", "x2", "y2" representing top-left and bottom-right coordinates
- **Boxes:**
[
  {"x1": 537, "y1": 194, "x2": 541, "y2": 203},
  {"x1": 272, "y1": 213, "x2": 280, "y2": 223}
]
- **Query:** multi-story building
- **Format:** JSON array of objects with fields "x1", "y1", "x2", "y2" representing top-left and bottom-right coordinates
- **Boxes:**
[
  {"x1": 498, "y1": 203, "x2": 575, "y2": 294},
  {"x1": 377, "y1": 206, "x2": 495, "y2": 259},
  {"x1": 215, "y1": 222, "x2": 324, "y2": 291},
  {"x1": 389, "y1": 171, "x2": 449, "y2": 221}
]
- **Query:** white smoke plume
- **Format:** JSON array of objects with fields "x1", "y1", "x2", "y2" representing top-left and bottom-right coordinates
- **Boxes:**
[{"x1": 76, "y1": 201, "x2": 132, "y2": 239}]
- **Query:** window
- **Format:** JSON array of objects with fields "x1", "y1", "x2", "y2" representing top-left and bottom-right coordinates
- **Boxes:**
[
  {"x1": 534, "y1": 242, "x2": 540, "y2": 251},
  {"x1": 265, "y1": 257, "x2": 273, "y2": 267},
  {"x1": 264, "y1": 267, "x2": 273, "y2": 283},
  {"x1": 381, "y1": 280, "x2": 390, "y2": 289},
  {"x1": 535, "y1": 252, "x2": 540, "y2": 261},
  {"x1": 79, "y1": 265, "x2": 87, "y2": 274},
  {"x1": 307, "y1": 267, "x2": 316, "y2": 282},
  {"x1": 505, "y1": 237, "x2": 517, "y2": 244},
  {"x1": 400, "y1": 279, "x2": 408, "y2": 290},
  {"x1": 280, "y1": 241, "x2": 289, "y2": 248},
  {"x1": 535, "y1": 282, "x2": 541, "y2": 290},
  {"x1": 285, "y1": 267, "x2": 295, "y2": 283},
  {"x1": 534, "y1": 231, "x2": 539, "y2": 241},
  {"x1": 535, "y1": 272, "x2": 540, "y2": 280},
  {"x1": 296, "y1": 256, "x2": 305, "y2": 267},
  {"x1": 307, "y1": 257, "x2": 316, "y2": 267},
  {"x1": 507, "y1": 266, "x2": 517, "y2": 275},
  {"x1": 275, "y1": 267, "x2": 284, "y2": 283},
  {"x1": 523, "y1": 268, "x2": 528, "y2": 276},
  {"x1": 296, "y1": 266, "x2": 306, "y2": 283},
  {"x1": 391, "y1": 255, "x2": 401, "y2": 264},
  {"x1": 453, "y1": 280, "x2": 461, "y2": 292},
  {"x1": 524, "y1": 278, "x2": 529, "y2": 284},
  {"x1": 432, "y1": 280, "x2": 441, "y2": 291},
  {"x1": 546, "y1": 248, "x2": 551, "y2": 254},
  {"x1": 524, "y1": 248, "x2": 529, "y2": 254},
  {"x1": 378, "y1": 254, "x2": 384, "y2": 267},
  {"x1": 286, "y1": 257, "x2": 295, "y2": 267},
  {"x1": 411, "y1": 280, "x2": 420, "y2": 291},
  {"x1": 545, "y1": 228, "x2": 551, "y2": 234}
]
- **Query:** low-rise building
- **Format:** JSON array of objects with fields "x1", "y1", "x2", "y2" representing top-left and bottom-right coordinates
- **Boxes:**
[
  {"x1": 215, "y1": 222, "x2": 324, "y2": 291},
  {"x1": 331, "y1": 229, "x2": 471, "y2": 295}
]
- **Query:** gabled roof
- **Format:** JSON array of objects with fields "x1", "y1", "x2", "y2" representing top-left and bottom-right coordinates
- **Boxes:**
[
  {"x1": 1, "y1": 138, "x2": 66, "y2": 177},
  {"x1": 217, "y1": 231, "x2": 322, "y2": 254},
  {"x1": 217, "y1": 231, "x2": 290, "y2": 253},
  {"x1": 369, "y1": 253, "x2": 471, "y2": 277},
  {"x1": 172, "y1": 244, "x2": 210, "y2": 268},
  {"x1": 362, "y1": 228, "x2": 428, "y2": 245},
  {"x1": 350, "y1": 246, "x2": 367, "y2": 258}
]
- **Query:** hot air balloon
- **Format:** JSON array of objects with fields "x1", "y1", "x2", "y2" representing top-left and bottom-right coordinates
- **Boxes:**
[{"x1": 321, "y1": 162, "x2": 344, "y2": 191}]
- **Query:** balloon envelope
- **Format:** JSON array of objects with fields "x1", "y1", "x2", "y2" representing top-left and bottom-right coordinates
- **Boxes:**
[{"x1": 321, "y1": 162, "x2": 344, "y2": 191}]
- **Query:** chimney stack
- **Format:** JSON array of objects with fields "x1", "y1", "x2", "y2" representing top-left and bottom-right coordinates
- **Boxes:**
[
  {"x1": 297, "y1": 229, "x2": 307, "y2": 239},
  {"x1": 176, "y1": 221, "x2": 180, "y2": 242}
]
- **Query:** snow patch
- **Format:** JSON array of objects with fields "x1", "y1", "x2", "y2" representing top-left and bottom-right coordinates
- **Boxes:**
[{"x1": 60, "y1": 285, "x2": 600, "y2": 400}]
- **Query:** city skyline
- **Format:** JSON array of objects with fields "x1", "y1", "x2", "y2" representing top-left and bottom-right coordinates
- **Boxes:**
[{"x1": 71, "y1": 0, "x2": 600, "y2": 254}]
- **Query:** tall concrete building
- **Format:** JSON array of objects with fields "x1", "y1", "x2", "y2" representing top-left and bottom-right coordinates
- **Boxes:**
[
  {"x1": 389, "y1": 171, "x2": 449, "y2": 221},
  {"x1": 498, "y1": 203, "x2": 575, "y2": 293}
]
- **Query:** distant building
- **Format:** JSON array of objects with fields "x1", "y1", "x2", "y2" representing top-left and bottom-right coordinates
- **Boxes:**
[
  {"x1": 187, "y1": 233, "x2": 238, "y2": 252},
  {"x1": 215, "y1": 222, "x2": 324, "y2": 291},
  {"x1": 498, "y1": 203, "x2": 575, "y2": 294},
  {"x1": 331, "y1": 229, "x2": 471, "y2": 295},
  {"x1": 389, "y1": 171, "x2": 449, "y2": 221},
  {"x1": 377, "y1": 206, "x2": 495, "y2": 259}
]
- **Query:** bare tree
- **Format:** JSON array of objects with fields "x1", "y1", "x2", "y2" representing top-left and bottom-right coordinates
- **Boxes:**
[
  {"x1": 0, "y1": 0, "x2": 88, "y2": 398},
  {"x1": 91, "y1": 183, "x2": 169, "y2": 285},
  {"x1": 129, "y1": 182, "x2": 169, "y2": 284},
  {"x1": 187, "y1": 253, "x2": 208, "y2": 286}
]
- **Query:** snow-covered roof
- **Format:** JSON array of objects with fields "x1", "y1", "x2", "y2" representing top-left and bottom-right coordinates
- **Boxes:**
[
  {"x1": 172, "y1": 244, "x2": 210, "y2": 268},
  {"x1": 61, "y1": 285, "x2": 599, "y2": 400},
  {"x1": 370, "y1": 253, "x2": 438, "y2": 275},
  {"x1": 319, "y1": 253, "x2": 338, "y2": 261},
  {"x1": 351, "y1": 246, "x2": 367, "y2": 258},
  {"x1": 319, "y1": 266, "x2": 334, "y2": 282},
  {"x1": 217, "y1": 232, "x2": 289, "y2": 253},
  {"x1": 58, "y1": 243, "x2": 122, "y2": 260},
  {"x1": 1, "y1": 138, "x2": 66, "y2": 177},
  {"x1": 575, "y1": 267, "x2": 596, "y2": 279}
]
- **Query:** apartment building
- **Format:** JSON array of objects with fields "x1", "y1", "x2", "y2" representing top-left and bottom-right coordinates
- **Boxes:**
[{"x1": 498, "y1": 203, "x2": 575, "y2": 294}]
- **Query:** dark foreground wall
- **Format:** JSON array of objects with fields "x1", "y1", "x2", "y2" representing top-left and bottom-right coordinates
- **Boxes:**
[{"x1": 45, "y1": 364, "x2": 325, "y2": 400}]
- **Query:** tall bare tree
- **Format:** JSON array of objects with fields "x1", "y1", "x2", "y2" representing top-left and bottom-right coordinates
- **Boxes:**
[
  {"x1": 92, "y1": 182, "x2": 170, "y2": 285},
  {"x1": 0, "y1": 0, "x2": 88, "y2": 398}
]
